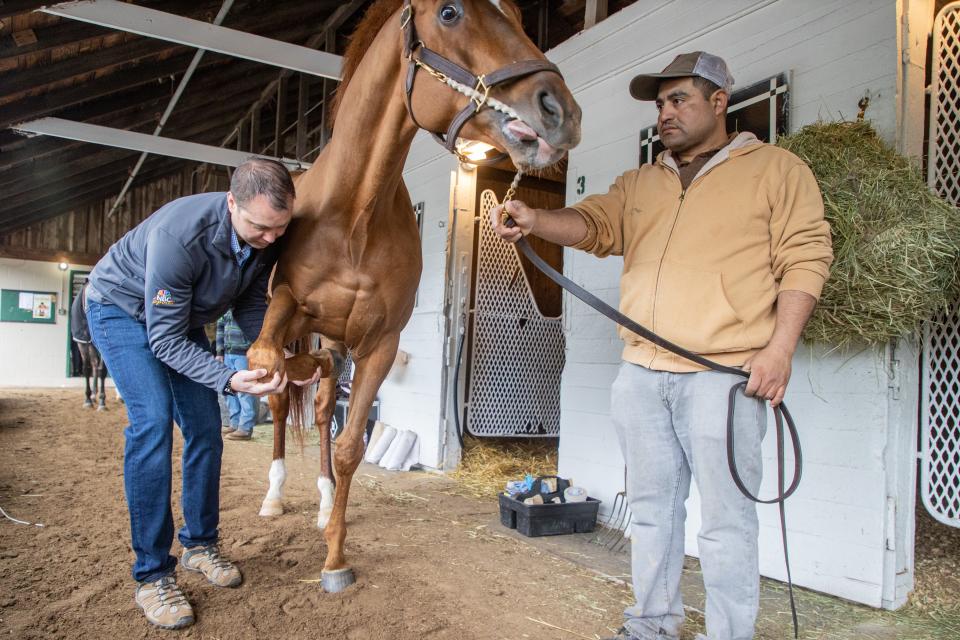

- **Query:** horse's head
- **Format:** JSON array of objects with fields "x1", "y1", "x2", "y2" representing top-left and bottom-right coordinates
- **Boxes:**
[{"x1": 402, "y1": 0, "x2": 582, "y2": 169}]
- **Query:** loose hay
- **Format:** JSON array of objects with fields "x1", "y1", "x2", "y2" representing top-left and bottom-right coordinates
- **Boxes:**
[
  {"x1": 907, "y1": 504, "x2": 960, "y2": 620},
  {"x1": 777, "y1": 121, "x2": 960, "y2": 346},
  {"x1": 450, "y1": 435, "x2": 558, "y2": 499}
]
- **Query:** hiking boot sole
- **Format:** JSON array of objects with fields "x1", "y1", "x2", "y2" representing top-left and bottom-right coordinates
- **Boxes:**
[{"x1": 135, "y1": 601, "x2": 194, "y2": 630}]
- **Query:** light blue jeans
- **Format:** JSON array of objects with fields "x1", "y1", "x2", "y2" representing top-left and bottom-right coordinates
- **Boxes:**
[
  {"x1": 611, "y1": 362, "x2": 766, "y2": 640},
  {"x1": 223, "y1": 353, "x2": 258, "y2": 433}
]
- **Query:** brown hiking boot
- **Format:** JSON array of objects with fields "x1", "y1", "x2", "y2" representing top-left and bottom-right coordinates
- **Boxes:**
[
  {"x1": 180, "y1": 544, "x2": 242, "y2": 587},
  {"x1": 221, "y1": 426, "x2": 236, "y2": 434},
  {"x1": 135, "y1": 575, "x2": 194, "y2": 630},
  {"x1": 225, "y1": 430, "x2": 252, "y2": 441}
]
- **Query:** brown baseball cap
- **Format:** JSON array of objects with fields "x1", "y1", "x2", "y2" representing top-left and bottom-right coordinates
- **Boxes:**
[{"x1": 629, "y1": 51, "x2": 735, "y2": 101}]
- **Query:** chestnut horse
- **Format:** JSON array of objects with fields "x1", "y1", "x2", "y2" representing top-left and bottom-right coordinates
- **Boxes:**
[{"x1": 247, "y1": 0, "x2": 581, "y2": 591}]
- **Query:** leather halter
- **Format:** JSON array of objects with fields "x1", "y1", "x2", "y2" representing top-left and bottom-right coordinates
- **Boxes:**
[{"x1": 400, "y1": 0, "x2": 562, "y2": 165}]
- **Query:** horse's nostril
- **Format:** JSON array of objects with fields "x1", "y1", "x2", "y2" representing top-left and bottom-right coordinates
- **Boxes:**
[{"x1": 538, "y1": 90, "x2": 562, "y2": 120}]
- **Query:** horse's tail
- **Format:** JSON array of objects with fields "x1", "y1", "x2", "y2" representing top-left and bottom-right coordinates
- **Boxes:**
[{"x1": 286, "y1": 335, "x2": 312, "y2": 451}]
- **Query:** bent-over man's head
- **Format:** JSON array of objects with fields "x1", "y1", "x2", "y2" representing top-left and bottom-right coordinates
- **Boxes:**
[
  {"x1": 629, "y1": 52, "x2": 734, "y2": 158},
  {"x1": 227, "y1": 158, "x2": 296, "y2": 249}
]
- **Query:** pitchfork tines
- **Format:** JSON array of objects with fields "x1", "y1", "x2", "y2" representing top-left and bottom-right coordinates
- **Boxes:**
[{"x1": 592, "y1": 466, "x2": 631, "y2": 552}]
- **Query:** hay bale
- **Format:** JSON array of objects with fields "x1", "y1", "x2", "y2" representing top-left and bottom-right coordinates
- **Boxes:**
[
  {"x1": 777, "y1": 121, "x2": 960, "y2": 346},
  {"x1": 450, "y1": 436, "x2": 558, "y2": 500}
]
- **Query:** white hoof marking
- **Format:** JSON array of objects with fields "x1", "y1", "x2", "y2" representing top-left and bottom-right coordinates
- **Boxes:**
[
  {"x1": 317, "y1": 476, "x2": 334, "y2": 529},
  {"x1": 260, "y1": 459, "x2": 286, "y2": 517}
]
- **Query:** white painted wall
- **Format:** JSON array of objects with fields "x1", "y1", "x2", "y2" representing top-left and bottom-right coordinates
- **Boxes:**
[
  {"x1": 380, "y1": 138, "x2": 458, "y2": 469},
  {"x1": 0, "y1": 258, "x2": 97, "y2": 388},
  {"x1": 550, "y1": 0, "x2": 912, "y2": 609},
  {"x1": 386, "y1": 0, "x2": 917, "y2": 607}
]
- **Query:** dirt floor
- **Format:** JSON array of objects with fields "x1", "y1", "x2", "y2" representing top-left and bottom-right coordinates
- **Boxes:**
[{"x1": 1, "y1": 389, "x2": 959, "y2": 640}]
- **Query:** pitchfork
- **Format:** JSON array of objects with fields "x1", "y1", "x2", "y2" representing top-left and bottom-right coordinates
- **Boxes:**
[{"x1": 592, "y1": 466, "x2": 631, "y2": 551}]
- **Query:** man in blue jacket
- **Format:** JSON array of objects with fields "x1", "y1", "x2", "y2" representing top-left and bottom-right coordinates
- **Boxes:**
[{"x1": 86, "y1": 158, "x2": 317, "y2": 630}]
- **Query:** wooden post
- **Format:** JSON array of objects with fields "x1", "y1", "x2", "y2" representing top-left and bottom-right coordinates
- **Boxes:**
[
  {"x1": 274, "y1": 74, "x2": 287, "y2": 157},
  {"x1": 250, "y1": 107, "x2": 261, "y2": 154},
  {"x1": 584, "y1": 0, "x2": 608, "y2": 29},
  {"x1": 320, "y1": 28, "x2": 335, "y2": 149},
  {"x1": 296, "y1": 73, "x2": 309, "y2": 160},
  {"x1": 537, "y1": 0, "x2": 548, "y2": 50}
]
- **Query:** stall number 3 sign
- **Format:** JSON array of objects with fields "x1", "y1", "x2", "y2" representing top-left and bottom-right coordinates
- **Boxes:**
[{"x1": 576, "y1": 175, "x2": 585, "y2": 196}]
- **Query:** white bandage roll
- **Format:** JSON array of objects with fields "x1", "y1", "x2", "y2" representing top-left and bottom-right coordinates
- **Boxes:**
[
  {"x1": 367, "y1": 421, "x2": 386, "y2": 451},
  {"x1": 364, "y1": 425, "x2": 396, "y2": 464},
  {"x1": 563, "y1": 486, "x2": 587, "y2": 503},
  {"x1": 380, "y1": 430, "x2": 417, "y2": 471}
]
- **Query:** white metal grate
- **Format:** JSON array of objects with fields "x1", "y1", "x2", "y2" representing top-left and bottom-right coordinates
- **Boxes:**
[
  {"x1": 922, "y1": 2, "x2": 960, "y2": 528},
  {"x1": 466, "y1": 189, "x2": 565, "y2": 437},
  {"x1": 923, "y1": 305, "x2": 960, "y2": 527}
]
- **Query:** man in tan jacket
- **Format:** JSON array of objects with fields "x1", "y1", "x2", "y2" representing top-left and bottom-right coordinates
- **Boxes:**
[{"x1": 491, "y1": 52, "x2": 832, "y2": 640}]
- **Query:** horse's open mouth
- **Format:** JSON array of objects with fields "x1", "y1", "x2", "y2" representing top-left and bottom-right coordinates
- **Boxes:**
[{"x1": 500, "y1": 117, "x2": 563, "y2": 168}]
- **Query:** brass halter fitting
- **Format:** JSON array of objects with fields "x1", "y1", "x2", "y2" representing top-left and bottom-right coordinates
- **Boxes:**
[{"x1": 472, "y1": 75, "x2": 491, "y2": 113}]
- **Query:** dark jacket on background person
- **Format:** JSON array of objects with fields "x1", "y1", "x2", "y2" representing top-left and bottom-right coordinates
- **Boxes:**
[{"x1": 87, "y1": 192, "x2": 279, "y2": 391}]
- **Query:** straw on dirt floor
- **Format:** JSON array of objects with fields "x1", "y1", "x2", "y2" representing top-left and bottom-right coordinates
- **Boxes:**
[
  {"x1": 777, "y1": 121, "x2": 960, "y2": 347},
  {"x1": 450, "y1": 436, "x2": 558, "y2": 499}
]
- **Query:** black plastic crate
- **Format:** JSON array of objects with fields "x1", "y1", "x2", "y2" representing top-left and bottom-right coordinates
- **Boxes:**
[{"x1": 498, "y1": 493, "x2": 601, "y2": 537}]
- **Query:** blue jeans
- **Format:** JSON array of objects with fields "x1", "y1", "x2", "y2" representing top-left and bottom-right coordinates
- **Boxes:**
[
  {"x1": 86, "y1": 299, "x2": 222, "y2": 583},
  {"x1": 223, "y1": 353, "x2": 257, "y2": 433},
  {"x1": 611, "y1": 362, "x2": 766, "y2": 640}
]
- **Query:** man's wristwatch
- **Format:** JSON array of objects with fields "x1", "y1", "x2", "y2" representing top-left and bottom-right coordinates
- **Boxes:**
[{"x1": 223, "y1": 377, "x2": 236, "y2": 397}]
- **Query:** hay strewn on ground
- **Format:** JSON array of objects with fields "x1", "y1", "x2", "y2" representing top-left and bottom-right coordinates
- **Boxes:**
[
  {"x1": 777, "y1": 121, "x2": 960, "y2": 346},
  {"x1": 449, "y1": 436, "x2": 558, "y2": 499}
]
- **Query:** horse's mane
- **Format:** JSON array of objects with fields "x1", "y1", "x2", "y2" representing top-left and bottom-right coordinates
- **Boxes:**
[{"x1": 329, "y1": 0, "x2": 404, "y2": 128}]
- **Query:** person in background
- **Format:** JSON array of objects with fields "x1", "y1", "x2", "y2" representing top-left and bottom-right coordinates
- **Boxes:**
[{"x1": 216, "y1": 309, "x2": 259, "y2": 440}]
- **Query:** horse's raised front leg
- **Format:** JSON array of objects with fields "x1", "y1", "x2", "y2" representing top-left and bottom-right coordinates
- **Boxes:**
[
  {"x1": 247, "y1": 284, "x2": 300, "y2": 379},
  {"x1": 321, "y1": 334, "x2": 399, "y2": 592},
  {"x1": 315, "y1": 339, "x2": 347, "y2": 530},
  {"x1": 259, "y1": 390, "x2": 290, "y2": 517}
]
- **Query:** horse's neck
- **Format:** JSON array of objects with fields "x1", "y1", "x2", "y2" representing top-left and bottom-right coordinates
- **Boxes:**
[{"x1": 299, "y1": 30, "x2": 418, "y2": 222}]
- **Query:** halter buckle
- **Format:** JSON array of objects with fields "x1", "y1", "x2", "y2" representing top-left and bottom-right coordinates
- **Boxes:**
[{"x1": 472, "y1": 75, "x2": 491, "y2": 113}]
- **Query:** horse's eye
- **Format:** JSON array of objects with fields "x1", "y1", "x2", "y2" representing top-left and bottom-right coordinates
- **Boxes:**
[{"x1": 439, "y1": 3, "x2": 460, "y2": 24}]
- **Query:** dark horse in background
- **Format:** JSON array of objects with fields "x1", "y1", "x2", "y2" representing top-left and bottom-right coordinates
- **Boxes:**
[{"x1": 71, "y1": 282, "x2": 109, "y2": 410}]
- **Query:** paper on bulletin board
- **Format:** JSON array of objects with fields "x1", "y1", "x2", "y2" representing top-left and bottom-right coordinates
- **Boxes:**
[
  {"x1": 32, "y1": 294, "x2": 52, "y2": 319},
  {"x1": 18, "y1": 292, "x2": 33, "y2": 310}
]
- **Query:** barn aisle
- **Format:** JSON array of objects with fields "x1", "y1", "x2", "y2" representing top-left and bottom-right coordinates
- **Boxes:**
[{"x1": 0, "y1": 389, "x2": 952, "y2": 639}]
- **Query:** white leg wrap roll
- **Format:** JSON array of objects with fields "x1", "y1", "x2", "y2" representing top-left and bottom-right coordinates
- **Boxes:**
[
  {"x1": 259, "y1": 459, "x2": 287, "y2": 517},
  {"x1": 317, "y1": 476, "x2": 334, "y2": 529}
]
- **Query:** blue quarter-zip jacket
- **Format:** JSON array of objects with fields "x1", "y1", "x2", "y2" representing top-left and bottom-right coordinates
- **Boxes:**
[{"x1": 87, "y1": 192, "x2": 279, "y2": 393}]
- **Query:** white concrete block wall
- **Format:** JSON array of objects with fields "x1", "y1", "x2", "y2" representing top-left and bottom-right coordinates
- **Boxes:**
[
  {"x1": 551, "y1": 0, "x2": 904, "y2": 607},
  {"x1": 0, "y1": 258, "x2": 96, "y2": 388},
  {"x1": 377, "y1": 132, "x2": 458, "y2": 469}
]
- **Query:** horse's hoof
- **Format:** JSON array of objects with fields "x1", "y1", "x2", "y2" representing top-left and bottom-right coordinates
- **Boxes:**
[
  {"x1": 321, "y1": 568, "x2": 355, "y2": 592},
  {"x1": 83, "y1": 402, "x2": 93, "y2": 409},
  {"x1": 96, "y1": 405, "x2": 106, "y2": 412},
  {"x1": 259, "y1": 498, "x2": 283, "y2": 517}
]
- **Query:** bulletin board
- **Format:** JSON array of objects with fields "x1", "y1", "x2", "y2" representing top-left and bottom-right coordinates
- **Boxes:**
[{"x1": 0, "y1": 289, "x2": 58, "y2": 324}]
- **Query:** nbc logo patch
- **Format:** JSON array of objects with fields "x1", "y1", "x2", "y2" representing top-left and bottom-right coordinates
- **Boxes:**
[{"x1": 152, "y1": 289, "x2": 174, "y2": 306}]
